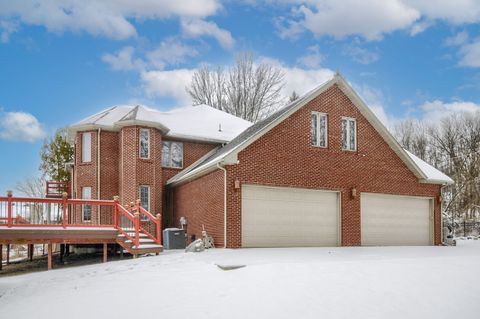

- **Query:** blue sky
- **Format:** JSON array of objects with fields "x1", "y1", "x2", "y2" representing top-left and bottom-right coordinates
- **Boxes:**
[{"x1": 1, "y1": 0, "x2": 480, "y2": 194}]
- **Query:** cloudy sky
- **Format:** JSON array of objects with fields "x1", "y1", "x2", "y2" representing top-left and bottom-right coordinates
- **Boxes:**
[{"x1": 1, "y1": 0, "x2": 480, "y2": 193}]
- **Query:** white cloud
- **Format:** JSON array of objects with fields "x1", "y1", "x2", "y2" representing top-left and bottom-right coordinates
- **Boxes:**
[
  {"x1": 140, "y1": 69, "x2": 196, "y2": 104},
  {"x1": 296, "y1": 44, "x2": 324, "y2": 68},
  {"x1": 281, "y1": 66, "x2": 334, "y2": 96},
  {"x1": 285, "y1": 0, "x2": 420, "y2": 41},
  {"x1": 0, "y1": 111, "x2": 46, "y2": 142},
  {"x1": 0, "y1": 19, "x2": 17, "y2": 43},
  {"x1": 0, "y1": 0, "x2": 221, "y2": 40},
  {"x1": 146, "y1": 38, "x2": 198, "y2": 69},
  {"x1": 444, "y1": 31, "x2": 469, "y2": 47},
  {"x1": 342, "y1": 44, "x2": 379, "y2": 64},
  {"x1": 102, "y1": 46, "x2": 145, "y2": 71},
  {"x1": 276, "y1": 0, "x2": 480, "y2": 41},
  {"x1": 181, "y1": 18, "x2": 235, "y2": 49},
  {"x1": 419, "y1": 100, "x2": 480, "y2": 122},
  {"x1": 459, "y1": 39, "x2": 480, "y2": 67}
]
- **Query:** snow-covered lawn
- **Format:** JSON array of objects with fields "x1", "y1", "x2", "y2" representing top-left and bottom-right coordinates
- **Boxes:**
[{"x1": 1, "y1": 242, "x2": 480, "y2": 319}]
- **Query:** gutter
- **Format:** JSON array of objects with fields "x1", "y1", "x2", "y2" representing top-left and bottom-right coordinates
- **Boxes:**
[{"x1": 216, "y1": 162, "x2": 227, "y2": 248}]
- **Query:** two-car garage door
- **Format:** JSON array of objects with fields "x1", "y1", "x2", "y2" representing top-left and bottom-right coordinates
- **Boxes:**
[
  {"x1": 241, "y1": 185, "x2": 433, "y2": 247},
  {"x1": 241, "y1": 185, "x2": 339, "y2": 247}
]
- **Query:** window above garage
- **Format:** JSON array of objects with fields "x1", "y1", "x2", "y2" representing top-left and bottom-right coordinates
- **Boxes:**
[
  {"x1": 341, "y1": 117, "x2": 356, "y2": 151},
  {"x1": 311, "y1": 112, "x2": 328, "y2": 148}
]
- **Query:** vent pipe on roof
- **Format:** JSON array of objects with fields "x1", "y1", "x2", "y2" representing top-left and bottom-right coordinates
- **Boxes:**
[{"x1": 218, "y1": 123, "x2": 222, "y2": 132}]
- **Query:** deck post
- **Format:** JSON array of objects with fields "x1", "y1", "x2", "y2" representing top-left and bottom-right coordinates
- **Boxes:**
[
  {"x1": 7, "y1": 190, "x2": 12, "y2": 227},
  {"x1": 156, "y1": 214, "x2": 161, "y2": 245},
  {"x1": 47, "y1": 243, "x2": 53, "y2": 270},
  {"x1": 103, "y1": 243, "x2": 107, "y2": 263},
  {"x1": 60, "y1": 244, "x2": 64, "y2": 263},
  {"x1": 113, "y1": 196, "x2": 119, "y2": 229},
  {"x1": 6, "y1": 244, "x2": 10, "y2": 265},
  {"x1": 62, "y1": 192, "x2": 68, "y2": 228},
  {"x1": 28, "y1": 244, "x2": 34, "y2": 261},
  {"x1": 0, "y1": 244, "x2": 3, "y2": 271}
]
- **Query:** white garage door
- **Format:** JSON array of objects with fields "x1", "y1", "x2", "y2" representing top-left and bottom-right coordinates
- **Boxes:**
[
  {"x1": 361, "y1": 193, "x2": 432, "y2": 246},
  {"x1": 242, "y1": 185, "x2": 339, "y2": 247}
]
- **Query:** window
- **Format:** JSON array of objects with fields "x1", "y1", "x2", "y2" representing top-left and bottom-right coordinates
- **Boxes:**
[
  {"x1": 162, "y1": 141, "x2": 183, "y2": 168},
  {"x1": 82, "y1": 187, "x2": 92, "y2": 222},
  {"x1": 311, "y1": 112, "x2": 328, "y2": 147},
  {"x1": 82, "y1": 132, "x2": 92, "y2": 163},
  {"x1": 341, "y1": 117, "x2": 357, "y2": 151},
  {"x1": 139, "y1": 185, "x2": 150, "y2": 220},
  {"x1": 139, "y1": 128, "x2": 150, "y2": 159}
]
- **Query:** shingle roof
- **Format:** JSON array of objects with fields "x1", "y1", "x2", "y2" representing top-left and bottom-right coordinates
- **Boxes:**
[{"x1": 167, "y1": 74, "x2": 454, "y2": 186}]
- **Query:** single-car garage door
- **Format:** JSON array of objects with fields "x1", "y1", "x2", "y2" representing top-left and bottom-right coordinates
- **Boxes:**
[
  {"x1": 241, "y1": 185, "x2": 339, "y2": 247},
  {"x1": 361, "y1": 193, "x2": 432, "y2": 246}
]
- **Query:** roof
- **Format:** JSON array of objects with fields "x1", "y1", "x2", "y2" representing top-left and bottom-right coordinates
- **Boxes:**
[
  {"x1": 69, "y1": 104, "x2": 252, "y2": 144},
  {"x1": 167, "y1": 73, "x2": 454, "y2": 186}
]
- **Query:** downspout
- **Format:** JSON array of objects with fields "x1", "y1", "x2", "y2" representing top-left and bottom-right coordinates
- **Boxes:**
[
  {"x1": 217, "y1": 162, "x2": 227, "y2": 248},
  {"x1": 97, "y1": 128, "x2": 101, "y2": 224}
]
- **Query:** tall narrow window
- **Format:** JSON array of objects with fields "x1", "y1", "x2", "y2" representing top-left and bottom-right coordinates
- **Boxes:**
[
  {"x1": 162, "y1": 141, "x2": 184, "y2": 168},
  {"x1": 311, "y1": 112, "x2": 328, "y2": 148},
  {"x1": 82, "y1": 132, "x2": 92, "y2": 163},
  {"x1": 139, "y1": 128, "x2": 150, "y2": 159},
  {"x1": 139, "y1": 185, "x2": 150, "y2": 220},
  {"x1": 82, "y1": 187, "x2": 92, "y2": 222},
  {"x1": 341, "y1": 117, "x2": 357, "y2": 151}
]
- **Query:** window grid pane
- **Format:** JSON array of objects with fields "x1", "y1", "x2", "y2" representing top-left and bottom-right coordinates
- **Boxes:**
[
  {"x1": 349, "y1": 120, "x2": 356, "y2": 150},
  {"x1": 341, "y1": 119, "x2": 348, "y2": 150},
  {"x1": 140, "y1": 129, "x2": 150, "y2": 159},
  {"x1": 161, "y1": 141, "x2": 171, "y2": 167},
  {"x1": 171, "y1": 142, "x2": 183, "y2": 168},
  {"x1": 319, "y1": 115, "x2": 326, "y2": 147},
  {"x1": 82, "y1": 133, "x2": 92, "y2": 163},
  {"x1": 311, "y1": 113, "x2": 318, "y2": 146}
]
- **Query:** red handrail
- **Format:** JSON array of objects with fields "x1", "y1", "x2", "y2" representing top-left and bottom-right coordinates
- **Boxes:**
[{"x1": 138, "y1": 204, "x2": 162, "y2": 245}]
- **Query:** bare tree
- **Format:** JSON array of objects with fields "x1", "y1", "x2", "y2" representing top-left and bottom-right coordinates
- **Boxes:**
[
  {"x1": 15, "y1": 176, "x2": 45, "y2": 224},
  {"x1": 395, "y1": 112, "x2": 480, "y2": 232},
  {"x1": 187, "y1": 52, "x2": 285, "y2": 122}
]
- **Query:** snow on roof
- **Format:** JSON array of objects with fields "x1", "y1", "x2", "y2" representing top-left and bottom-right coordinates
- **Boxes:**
[
  {"x1": 167, "y1": 74, "x2": 455, "y2": 186},
  {"x1": 70, "y1": 104, "x2": 252, "y2": 143},
  {"x1": 404, "y1": 150, "x2": 454, "y2": 184}
]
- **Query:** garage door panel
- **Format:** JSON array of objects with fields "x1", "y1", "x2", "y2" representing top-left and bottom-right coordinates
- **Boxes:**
[
  {"x1": 242, "y1": 185, "x2": 339, "y2": 247},
  {"x1": 361, "y1": 193, "x2": 432, "y2": 246}
]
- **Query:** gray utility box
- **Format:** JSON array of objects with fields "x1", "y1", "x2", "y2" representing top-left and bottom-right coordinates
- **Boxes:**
[{"x1": 163, "y1": 228, "x2": 186, "y2": 249}]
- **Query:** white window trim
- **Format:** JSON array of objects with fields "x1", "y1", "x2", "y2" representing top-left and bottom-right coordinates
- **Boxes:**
[
  {"x1": 341, "y1": 117, "x2": 357, "y2": 151},
  {"x1": 82, "y1": 187, "x2": 92, "y2": 223},
  {"x1": 139, "y1": 185, "x2": 151, "y2": 221},
  {"x1": 311, "y1": 112, "x2": 328, "y2": 148},
  {"x1": 139, "y1": 128, "x2": 150, "y2": 160},
  {"x1": 162, "y1": 141, "x2": 184, "y2": 169},
  {"x1": 81, "y1": 132, "x2": 92, "y2": 163}
]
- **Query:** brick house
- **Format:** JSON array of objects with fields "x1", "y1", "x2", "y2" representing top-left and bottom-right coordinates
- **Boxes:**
[{"x1": 68, "y1": 73, "x2": 453, "y2": 249}]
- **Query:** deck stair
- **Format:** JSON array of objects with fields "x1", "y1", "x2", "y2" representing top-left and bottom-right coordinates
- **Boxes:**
[{"x1": 114, "y1": 200, "x2": 163, "y2": 257}]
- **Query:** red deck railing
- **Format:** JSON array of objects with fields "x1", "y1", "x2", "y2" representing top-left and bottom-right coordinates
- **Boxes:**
[{"x1": 0, "y1": 192, "x2": 162, "y2": 246}]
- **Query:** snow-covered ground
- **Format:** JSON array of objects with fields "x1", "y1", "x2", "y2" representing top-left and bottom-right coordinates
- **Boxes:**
[{"x1": 1, "y1": 242, "x2": 479, "y2": 319}]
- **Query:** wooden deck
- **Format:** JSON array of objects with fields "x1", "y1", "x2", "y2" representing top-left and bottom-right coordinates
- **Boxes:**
[{"x1": 0, "y1": 227, "x2": 118, "y2": 245}]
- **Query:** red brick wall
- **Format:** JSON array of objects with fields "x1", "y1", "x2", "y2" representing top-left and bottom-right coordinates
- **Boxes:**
[
  {"x1": 162, "y1": 140, "x2": 217, "y2": 227},
  {"x1": 224, "y1": 84, "x2": 441, "y2": 248},
  {"x1": 172, "y1": 169, "x2": 225, "y2": 247},
  {"x1": 99, "y1": 131, "x2": 119, "y2": 225},
  {"x1": 74, "y1": 130, "x2": 99, "y2": 223}
]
